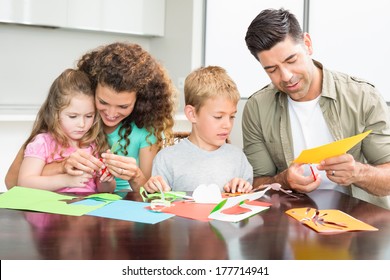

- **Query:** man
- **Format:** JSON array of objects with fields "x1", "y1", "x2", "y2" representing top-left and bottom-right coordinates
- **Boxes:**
[{"x1": 242, "y1": 8, "x2": 390, "y2": 208}]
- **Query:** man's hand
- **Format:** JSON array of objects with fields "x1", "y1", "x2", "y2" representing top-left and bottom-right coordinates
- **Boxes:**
[
  {"x1": 286, "y1": 163, "x2": 321, "y2": 193},
  {"x1": 317, "y1": 154, "x2": 358, "y2": 186}
]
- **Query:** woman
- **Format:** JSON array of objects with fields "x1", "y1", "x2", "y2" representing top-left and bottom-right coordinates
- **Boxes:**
[{"x1": 5, "y1": 42, "x2": 177, "y2": 192}]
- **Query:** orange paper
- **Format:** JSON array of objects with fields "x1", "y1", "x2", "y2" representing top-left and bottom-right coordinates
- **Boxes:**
[
  {"x1": 286, "y1": 207, "x2": 378, "y2": 233},
  {"x1": 293, "y1": 130, "x2": 371, "y2": 164}
]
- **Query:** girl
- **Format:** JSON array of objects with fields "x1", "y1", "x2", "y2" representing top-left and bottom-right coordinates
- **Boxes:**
[{"x1": 17, "y1": 69, "x2": 115, "y2": 193}]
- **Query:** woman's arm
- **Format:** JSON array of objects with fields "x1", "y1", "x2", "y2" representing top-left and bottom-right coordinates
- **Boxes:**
[{"x1": 5, "y1": 146, "x2": 24, "y2": 189}]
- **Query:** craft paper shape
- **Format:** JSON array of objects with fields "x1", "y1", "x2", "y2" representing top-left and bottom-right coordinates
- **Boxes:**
[
  {"x1": 158, "y1": 200, "x2": 271, "y2": 222},
  {"x1": 208, "y1": 188, "x2": 270, "y2": 222},
  {"x1": 87, "y1": 200, "x2": 174, "y2": 224},
  {"x1": 286, "y1": 207, "x2": 378, "y2": 233},
  {"x1": 161, "y1": 201, "x2": 217, "y2": 222},
  {"x1": 0, "y1": 186, "x2": 105, "y2": 216},
  {"x1": 192, "y1": 183, "x2": 223, "y2": 204},
  {"x1": 293, "y1": 130, "x2": 371, "y2": 164}
]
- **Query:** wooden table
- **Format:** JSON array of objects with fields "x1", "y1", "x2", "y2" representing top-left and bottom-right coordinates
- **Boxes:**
[{"x1": 1, "y1": 189, "x2": 390, "y2": 260}]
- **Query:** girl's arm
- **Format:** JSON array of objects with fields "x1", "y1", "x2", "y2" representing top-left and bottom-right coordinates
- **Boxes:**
[{"x1": 18, "y1": 157, "x2": 91, "y2": 191}]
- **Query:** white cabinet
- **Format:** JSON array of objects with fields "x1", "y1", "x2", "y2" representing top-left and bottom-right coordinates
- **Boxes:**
[
  {"x1": 0, "y1": 0, "x2": 67, "y2": 27},
  {"x1": 0, "y1": 0, "x2": 165, "y2": 36},
  {"x1": 67, "y1": 0, "x2": 165, "y2": 36}
]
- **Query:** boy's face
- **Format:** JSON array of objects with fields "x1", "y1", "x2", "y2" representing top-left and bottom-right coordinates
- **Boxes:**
[{"x1": 189, "y1": 96, "x2": 237, "y2": 151}]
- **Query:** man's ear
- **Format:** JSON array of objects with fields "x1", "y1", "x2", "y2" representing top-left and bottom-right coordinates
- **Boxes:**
[
  {"x1": 303, "y1": 32, "x2": 313, "y2": 55},
  {"x1": 184, "y1": 105, "x2": 197, "y2": 123}
]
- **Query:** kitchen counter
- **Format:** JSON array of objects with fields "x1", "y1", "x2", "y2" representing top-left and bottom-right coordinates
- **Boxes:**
[{"x1": 0, "y1": 105, "x2": 39, "y2": 122}]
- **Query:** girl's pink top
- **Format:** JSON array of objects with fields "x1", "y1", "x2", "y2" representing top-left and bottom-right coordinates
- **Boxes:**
[{"x1": 24, "y1": 133, "x2": 97, "y2": 192}]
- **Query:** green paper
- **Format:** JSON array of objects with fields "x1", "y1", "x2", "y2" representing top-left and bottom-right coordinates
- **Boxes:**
[
  {"x1": 0, "y1": 186, "x2": 106, "y2": 216},
  {"x1": 85, "y1": 193, "x2": 122, "y2": 202},
  {"x1": 210, "y1": 199, "x2": 228, "y2": 213}
]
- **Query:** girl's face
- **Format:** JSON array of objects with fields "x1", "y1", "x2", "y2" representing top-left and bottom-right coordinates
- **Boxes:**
[
  {"x1": 187, "y1": 96, "x2": 237, "y2": 151},
  {"x1": 95, "y1": 84, "x2": 136, "y2": 133},
  {"x1": 59, "y1": 93, "x2": 96, "y2": 147}
]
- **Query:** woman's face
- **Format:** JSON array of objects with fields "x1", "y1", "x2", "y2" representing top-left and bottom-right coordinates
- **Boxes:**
[{"x1": 95, "y1": 84, "x2": 136, "y2": 133}]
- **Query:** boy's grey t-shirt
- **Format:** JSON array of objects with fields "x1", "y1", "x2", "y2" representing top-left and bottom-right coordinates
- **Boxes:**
[{"x1": 152, "y1": 138, "x2": 253, "y2": 191}]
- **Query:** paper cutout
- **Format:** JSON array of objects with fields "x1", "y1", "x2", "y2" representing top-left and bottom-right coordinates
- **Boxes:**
[
  {"x1": 83, "y1": 193, "x2": 122, "y2": 202},
  {"x1": 0, "y1": 186, "x2": 105, "y2": 216},
  {"x1": 286, "y1": 207, "x2": 378, "y2": 233},
  {"x1": 208, "y1": 188, "x2": 270, "y2": 222},
  {"x1": 159, "y1": 200, "x2": 271, "y2": 222},
  {"x1": 139, "y1": 186, "x2": 192, "y2": 202},
  {"x1": 192, "y1": 184, "x2": 223, "y2": 204},
  {"x1": 293, "y1": 130, "x2": 371, "y2": 164},
  {"x1": 87, "y1": 200, "x2": 174, "y2": 224},
  {"x1": 161, "y1": 201, "x2": 216, "y2": 222}
]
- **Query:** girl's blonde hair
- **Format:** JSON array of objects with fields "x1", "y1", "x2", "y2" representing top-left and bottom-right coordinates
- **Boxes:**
[{"x1": 24, "y1": 69, "x2": 108, "y2": 159}]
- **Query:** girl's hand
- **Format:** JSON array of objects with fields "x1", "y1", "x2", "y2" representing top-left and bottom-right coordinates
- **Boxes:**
[
  {"x1": 66, "y1": 172, "x2": 93, "y2": 188},
  {"x1": 63, "y1": 149, "x2": 103, "y2": 176},
  {"x1": 223, "y1": 178, "x2": 253, "y2": 193},
  {"x1": 99, "y1": 169, "x2": 114, "y2": 183}
]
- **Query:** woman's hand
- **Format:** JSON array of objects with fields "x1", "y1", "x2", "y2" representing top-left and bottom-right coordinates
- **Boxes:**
[{"x1": 101, "y1": 152, "x2": 141, "y2": 181}]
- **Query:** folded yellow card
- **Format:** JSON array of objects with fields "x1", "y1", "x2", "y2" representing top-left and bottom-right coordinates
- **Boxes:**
[
  {"x1": 286, "y1": 207, "x2": 378, "y2": 233},
  {"x1": 293, "y1": 130, "x2": 371, "y2": 164}
]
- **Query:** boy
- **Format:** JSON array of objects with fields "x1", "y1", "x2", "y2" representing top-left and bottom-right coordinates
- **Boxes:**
[{"x1": 143, "y1": 66, "x2": 253, "y2": 193}]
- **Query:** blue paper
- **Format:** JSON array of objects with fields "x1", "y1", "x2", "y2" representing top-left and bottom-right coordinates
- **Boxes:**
[{"x1": 84, "y1": 200, "x2": 174, "y2": 224}]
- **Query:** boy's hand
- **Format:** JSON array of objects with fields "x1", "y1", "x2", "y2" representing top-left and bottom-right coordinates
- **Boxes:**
[
  {"x1": 223, "y1": 178, "x2": 253, "y2": 193},
  {"x1": 143, "y1": 176, "x2": 171, "y2": 193}
]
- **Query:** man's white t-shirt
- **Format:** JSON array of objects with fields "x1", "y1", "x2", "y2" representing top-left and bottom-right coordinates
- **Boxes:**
[{"x1": 288, "y1": 95, "x2": 347, "y2": 193}]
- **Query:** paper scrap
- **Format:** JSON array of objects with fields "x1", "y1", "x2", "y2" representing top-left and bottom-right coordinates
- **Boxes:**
[{"x1": 192, "y1": 184, "x2": 223, "y2": 204}]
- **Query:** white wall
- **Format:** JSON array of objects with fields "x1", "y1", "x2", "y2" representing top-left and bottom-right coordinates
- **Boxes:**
[{"x1": 205, "y1": 0, "x2": 304, "y2": 98}]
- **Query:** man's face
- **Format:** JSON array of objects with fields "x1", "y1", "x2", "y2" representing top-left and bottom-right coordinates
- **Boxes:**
[{"x1": 257, "y1": 34, "x2": 317, "y2": 101}]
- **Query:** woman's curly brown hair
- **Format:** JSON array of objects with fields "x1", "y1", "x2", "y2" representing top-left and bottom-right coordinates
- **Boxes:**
[{"x1": 77, "y1": 42, "x2": 177, "y2": 152}]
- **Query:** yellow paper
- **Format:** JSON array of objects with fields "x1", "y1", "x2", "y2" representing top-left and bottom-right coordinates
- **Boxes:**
[
  {"x1": 293, "y1": 130, "x2": 371, "y2": 164},
  {"x1": 286, "y1": 207, "x2": 378, "y2": 233}
]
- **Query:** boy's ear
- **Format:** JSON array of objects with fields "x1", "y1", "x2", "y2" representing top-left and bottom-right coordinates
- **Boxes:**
[{"x1": 184, "y1": 105, "x2": 197, "y2": 123}]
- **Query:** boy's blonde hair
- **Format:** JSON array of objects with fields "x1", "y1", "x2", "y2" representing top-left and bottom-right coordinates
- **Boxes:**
[{"x1": 184, "y1": 66, "x2": 240, "y2": 112}]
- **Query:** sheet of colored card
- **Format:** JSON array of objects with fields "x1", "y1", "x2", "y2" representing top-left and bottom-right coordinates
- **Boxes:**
[
  {"x1": 286, "y1": 207, "x2": 378, "y2": 233},
  {"x1": 293, "y1": 130, "x2": 371, "y2": 164},
  {"x1": 87, "y1": 199, "x2": 174, "y2": 224},
  {"x1": 0, "y1": 186, "x2": 104, "y2": 216}
]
